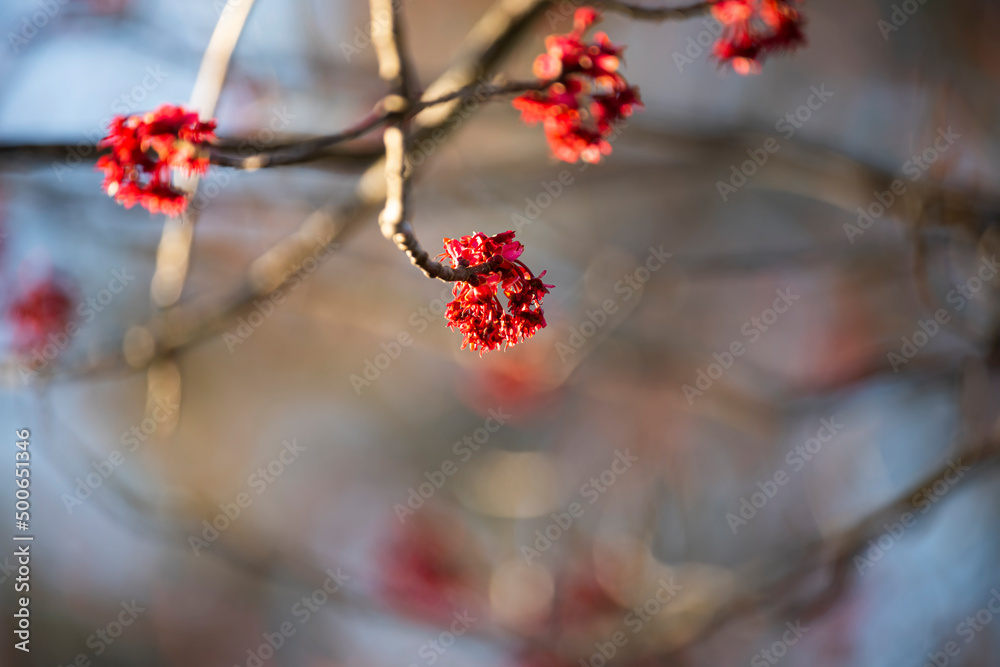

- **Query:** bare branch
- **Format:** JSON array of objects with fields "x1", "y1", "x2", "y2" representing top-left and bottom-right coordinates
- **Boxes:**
[
  {"x1": 594, "y1": 0, "x2": 714, "y2": 21},
  {"x1": 0, "y1": 82, "x2": 544, "y2": 173}
]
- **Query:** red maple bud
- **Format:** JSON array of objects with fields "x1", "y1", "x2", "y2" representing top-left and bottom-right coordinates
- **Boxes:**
[
  {"x1": 96, "y1": 104, "x2": 217, "y2": 216},
  {"x1": 9, "y1": 275, "x2": 74, "y2": 353},
  {"x1": 438, "y1": 231, "x2": 552, "y2": 354},
  {"x1": 712, "y1": 0, "x2": 806, "y2": 75},
  {"x1": 513, "y1": 7, "x2": 642, "y2": 164}
]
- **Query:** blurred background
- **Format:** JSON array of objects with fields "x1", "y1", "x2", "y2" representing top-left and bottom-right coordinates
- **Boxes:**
[{"x1": 3, "y1": 0, "x2": 1000, "y2": 665}]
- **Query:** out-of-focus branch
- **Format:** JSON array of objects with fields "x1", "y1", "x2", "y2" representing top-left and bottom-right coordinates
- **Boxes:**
[
  {"x1": 143, "y1": 0, "x2": 257, "y2": 440},
  {"x1": 44, "y1": 403, "x2": 526, "y2": 656},
  {"x1": 369, "y1": 0, "x2": 418, "y2": 97},
  {"x1": 150, "y1": 0, "x2": 257, "y2": 309},
  {"x1": 657, "y1": 435, "x2": 1000, "y2": 658},
  {"x1": 187, "y1": 0, "x2": 258, "y2": 118},
  {"x1": 593, "y1": 0, "x2": 714, "y2": 21}
]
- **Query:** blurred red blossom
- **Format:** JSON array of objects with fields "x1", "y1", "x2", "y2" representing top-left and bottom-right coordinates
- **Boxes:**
[
  {"x1": 513, "y1": 7, "x2": 642, "y2": 164},
  {"x1": 439, "y1": 231, "x2": 552, "y2": 354},
  {"x1": 9, "y1": 274, "x2": 75, "y2": 353},
  {"x1": 96, "y1": 104, "x2": 216, "y2": 216},
  {"x1": 712, "y1": 0, "x2": 806, "y2": 74},
  {"x1": 555, "y1": 565, "x2": 621, "y2": 627},
  {"x1": 76, "y1": 0, "x2": 131, "y2": 16},
  {"x1": 457, "y1": 355, "x2": 564, "y2": 425},
  {"x1": 376, "y1": 513, "x2": 485, "y2": 623}
]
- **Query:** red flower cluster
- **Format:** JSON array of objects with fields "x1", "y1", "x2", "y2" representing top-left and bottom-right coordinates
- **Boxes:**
[
  {"x1": 439, "y1": 231, "x2": 552, "y2": 354},
  {"x1": 513, "y1": 8, "x2": 641, "y2": 164},
  {"x1": 9, "y1": 277, "x2": 74, "y2": 352},
  {"x1": 97, "y1": 104, "x2": 216, "y2": 216},
  {"x1": 712, "y1": 0, "x2": 806, "y2": 74}
]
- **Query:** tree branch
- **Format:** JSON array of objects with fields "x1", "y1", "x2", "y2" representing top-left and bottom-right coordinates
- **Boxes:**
[
  {"x1": 0, "y1": 82, "x2": 544, "y2": 171},
  {"x1": 593, "y1": 0, "x2": 714, "y2": 21}
]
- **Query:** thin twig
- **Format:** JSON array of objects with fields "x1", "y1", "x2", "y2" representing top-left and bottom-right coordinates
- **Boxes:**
[
  {"x1": 0, "y1": 81, "x2": 545, "y2": 172},
  {"x1": 207, "y1": 78, "x2": 543, "y2": 169},
  {"x1": 593, "y1": 0, "x2": 714, "y2": 21},
  {"x1": 371, "y1": 0, "x2": 416, "y2": 253},
  {"x1": 208, "y1": 107, "x2": 392, "y2": 169}
]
